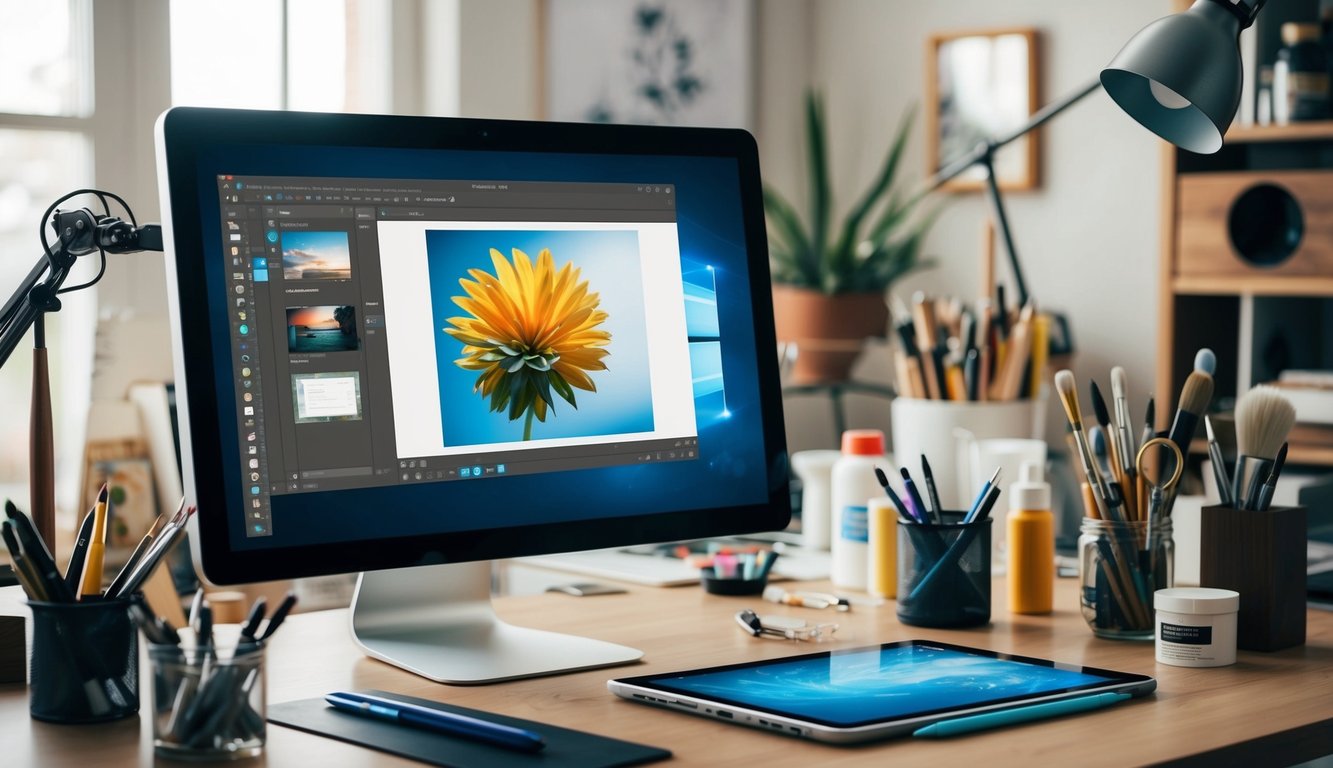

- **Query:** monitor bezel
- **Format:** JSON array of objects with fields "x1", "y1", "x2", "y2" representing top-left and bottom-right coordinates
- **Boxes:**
[{"x1": 155, "y1": 107, "x2": 790, "y2": 586}]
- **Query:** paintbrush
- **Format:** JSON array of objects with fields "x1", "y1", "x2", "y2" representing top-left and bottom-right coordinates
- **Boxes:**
[
  {"x1": 1166, "y1": 371, "x2": 1214, "y2": 459},
  {"x1": 1090, "y1": 380, "x2": 1134, "y2": 520},
  {"x1": 1089, "y1": 426, "x2": 1114, "y2": 481},
  {"x1": 1055, "y1": 370, "x2": 1123, "y2": 520},
  {"x1": 1089, "y1": 381, "x2": 1119, "y2": 472},
  {"x1": 1141, "y1": 396, "x2": 1155, "y2": 449},
  {"x1": 1194, "y1": 347, "x2": 1216, "y2": 375},
  {"x1": 1232, "y1": 386, "x2": 1295, "y2": 510},
  {"x1": 1255, "y1": 442, "x2": 1288, "y2": 512},
  {"x1": 1204, "y1": 415, "x2": 1232, "y2": 507},
  {"x1": 1110, "y1": 367, "x2": 1135, "y2": 473}
]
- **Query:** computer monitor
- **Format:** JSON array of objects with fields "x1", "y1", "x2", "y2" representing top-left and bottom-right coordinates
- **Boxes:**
[{"x1": 154, "y1": 108, "x2": 790, "y2": 683}]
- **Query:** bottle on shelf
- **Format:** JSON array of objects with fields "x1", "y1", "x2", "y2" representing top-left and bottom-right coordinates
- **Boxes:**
[
  {"x1": 1257, "y1": 65, "x2": 1275, "y2": 127},
  {"x1": 1007, "y1": 460, "x2": 1053, "y2": 615},
  {"x1": 1274, "y1": 22, "x2": 1330, "y2": 124}
]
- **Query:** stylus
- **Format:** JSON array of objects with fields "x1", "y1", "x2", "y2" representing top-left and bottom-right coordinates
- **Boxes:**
[
  {"x1": 912, "y1": 692, "x2": 1130, "y2": 738},
  {"x1": 326, "y1": 691, "x2": 546, "y2": 753}
]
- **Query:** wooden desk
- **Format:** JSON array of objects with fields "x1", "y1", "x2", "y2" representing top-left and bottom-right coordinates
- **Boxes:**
[{"x1": 1, "y1": 578, "x2": 1331, "y2": 766}]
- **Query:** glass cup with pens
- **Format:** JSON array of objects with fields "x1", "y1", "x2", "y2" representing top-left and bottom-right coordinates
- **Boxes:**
[{"x1": 141, "y1": 589, "x2": 297, "y2": 760}]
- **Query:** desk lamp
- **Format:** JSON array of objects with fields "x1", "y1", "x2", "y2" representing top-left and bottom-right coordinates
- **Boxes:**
[
  {"x1": 928, "y1": 0, "x2": 1264, "y2": 308},
  {"x1": 0, "y1": 190, "x2": 162, "y2": 548}
]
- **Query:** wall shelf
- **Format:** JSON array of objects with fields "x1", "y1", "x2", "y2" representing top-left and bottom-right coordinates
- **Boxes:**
[
  {"x1": 1224, "y1": 121, "x2": 1333, "y2": 145},
  {"x1": 1172, "y1": 275, "x2": 1333, "y2": 297},
  {"x1": 1159, "y1": 0, "x2": 1333, "y2": 470}
]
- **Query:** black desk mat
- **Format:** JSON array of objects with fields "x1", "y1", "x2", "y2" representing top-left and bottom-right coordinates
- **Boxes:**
[{"x1": 269, "y1": 689, "x2": 671, "y2": 767}]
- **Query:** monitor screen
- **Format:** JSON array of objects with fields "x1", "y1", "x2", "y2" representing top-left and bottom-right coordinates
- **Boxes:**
[{"x1": 156, "y1": 109, "x2": 789, "y2": 585}]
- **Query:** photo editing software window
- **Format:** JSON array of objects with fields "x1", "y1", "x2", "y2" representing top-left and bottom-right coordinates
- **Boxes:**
[{"x1": 215, "y1": 176, "x2": 701, "y2": 537}]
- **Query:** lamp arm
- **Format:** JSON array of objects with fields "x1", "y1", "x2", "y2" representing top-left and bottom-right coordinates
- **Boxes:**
[
  {"x1": 992, "y1": 78, "x2": 1102, "y2": 152},
  {"x1": 928, "y1": 78, "x2": 1102, "y2": 193},
  {"x1": 922, "y1": 77, "x2": 1103, "y2": 307}
]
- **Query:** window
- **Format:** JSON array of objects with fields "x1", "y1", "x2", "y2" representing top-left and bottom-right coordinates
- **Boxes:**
[
  {"x1": 169, "y1": 0, "x2": 390, "y2": 113},
  {"x1": 0, "y1": 0, "x2": 96, "y2": 497}
]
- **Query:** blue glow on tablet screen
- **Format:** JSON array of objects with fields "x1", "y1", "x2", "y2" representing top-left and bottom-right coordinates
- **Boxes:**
[{"x1": 651, "y1": 646, "x2": 1114, "y2": 726}]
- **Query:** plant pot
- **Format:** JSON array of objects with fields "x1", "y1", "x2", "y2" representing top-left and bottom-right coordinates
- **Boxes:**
[{"x1": 771, "y1": 285, "x2": 888, "y2": 385}]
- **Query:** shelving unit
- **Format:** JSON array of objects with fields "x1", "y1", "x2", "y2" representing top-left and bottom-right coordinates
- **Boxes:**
[
  {"x1": 1157, "y1": 4, "x2": 1333, "y2": 468},
  {"x1": 1224, "y1": 120, "x2": 1333, "y2": 143}
]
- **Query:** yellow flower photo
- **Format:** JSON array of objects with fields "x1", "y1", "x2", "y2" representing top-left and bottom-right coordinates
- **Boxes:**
[{"x1": 444, "y1": 246, "x2": 611, "y2": 440}]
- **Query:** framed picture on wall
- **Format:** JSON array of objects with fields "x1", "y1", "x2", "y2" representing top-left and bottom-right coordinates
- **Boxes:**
[
  {"x1": 541, "y1": 0, "x2": 754, "y2": 128},
  {"x1": 927, "y1": 28, "x2": 1040, "y2": 192}
]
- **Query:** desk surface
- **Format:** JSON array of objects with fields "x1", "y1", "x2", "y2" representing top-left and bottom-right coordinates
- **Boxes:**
[{"x1": 1, "y1": 577, "x2": 1331, "y2": 767}]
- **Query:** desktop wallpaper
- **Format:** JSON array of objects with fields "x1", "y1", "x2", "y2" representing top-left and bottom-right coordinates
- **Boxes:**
[
  {"x1": 425, "y1": 229, "x2": 656, "y2": 445},
  {"x1": 652, "y1": 646, "x2": 1113, "y2": 726}
]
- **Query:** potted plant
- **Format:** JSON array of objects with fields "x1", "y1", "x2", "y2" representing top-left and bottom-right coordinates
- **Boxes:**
[{"x1": 765, "y1": 92, "x2": 940, "y2": 384}]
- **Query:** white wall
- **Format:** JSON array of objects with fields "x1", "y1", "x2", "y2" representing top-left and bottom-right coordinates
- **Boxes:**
[
  {"x1": 449, "y1": 0, "x2": 1171, "y2": 453},
  {"x1": 777, "y1": 0, "x2": 1171, "y2": 453}
]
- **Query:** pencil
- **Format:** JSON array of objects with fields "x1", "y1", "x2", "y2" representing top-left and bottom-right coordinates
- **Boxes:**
[{"x1": 78, "y1": 485, "x2": 110, "y2": 599}]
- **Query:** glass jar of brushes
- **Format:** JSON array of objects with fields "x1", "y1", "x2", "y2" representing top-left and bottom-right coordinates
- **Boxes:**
[{"x1": 1079, "y1": 517, "x2": 1173, "y2": 640}]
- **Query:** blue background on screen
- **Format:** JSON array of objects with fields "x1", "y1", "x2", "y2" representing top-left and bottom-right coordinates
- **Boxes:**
[
  {"x1": 652, "y1": 646, "x2": 1113, "y2": 726},
  {"x1": 194, "y1": 144, "x2": 770, "y2": 551},
  {"x1": 425, "y1": 229, "x2": 656, "y2": 445}
]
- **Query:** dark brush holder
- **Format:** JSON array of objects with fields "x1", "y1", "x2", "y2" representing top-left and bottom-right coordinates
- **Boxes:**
[{"x1": 1199, "y1": 504, "x2": 1306, "y2": 652}]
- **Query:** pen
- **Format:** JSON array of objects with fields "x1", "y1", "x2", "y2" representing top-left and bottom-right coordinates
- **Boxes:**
[
  {"x1": 965, "y1": 467, "x2": 1001, "y2": 523},
  {"x1": 920, "y1": 455, "x2": 944, "y2": 521},
  {"x1": 6, "y1": 501, "x2": 75, "y2": 602},
  {"x1": 325, "y1": 691, "x2": 546, "y2": 753},
  {"x1": 3, "y1": 522, "x2": 49, "y2": 601},
  {"x1": 900, "y1": 468, "x2": 934, "y2": 525},
  {"x1": 239, "y1": 597, "x2": 268, "y2": 643},
  {"x1": 258, "y1": 592, "x2": 299, "y2": 641},
  {"x1": 64, "y1": 498, "x2": 98, "y2": 593},
  {"x1": 78, "y1": 485, "x2": 110, "y2": 599},
  {"x1": 913, "y1": 693, "x2": 1130, "y2": 738},
  {"x1": 872, "y1": 467, "x2": 915, "y2": 523}
]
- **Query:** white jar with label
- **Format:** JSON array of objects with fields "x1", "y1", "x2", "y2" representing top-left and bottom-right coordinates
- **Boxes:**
[
  {"x1": 830, "y1": 430, "x2": 887, "y2": 590},
  {"x1": 1154, "y1": 587, "x2": 1240, "y2": 668}
]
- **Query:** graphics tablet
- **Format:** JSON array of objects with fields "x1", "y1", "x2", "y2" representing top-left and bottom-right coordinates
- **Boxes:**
[{"x1": 608, "y1": 640, "x2": 1155, "y2": 743}]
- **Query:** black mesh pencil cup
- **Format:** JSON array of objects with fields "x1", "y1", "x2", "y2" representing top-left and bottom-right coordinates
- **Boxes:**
[
  {"x1": 28, "y1": 597, "x2": 139, "y2": 723},
  {"x1": 897, "y1": 515, "x2": 992, "y2": 628}
]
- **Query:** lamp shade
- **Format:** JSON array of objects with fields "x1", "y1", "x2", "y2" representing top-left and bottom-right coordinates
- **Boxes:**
[{"x1": 1101, "y1": 0, "x2": 1247, "y2": 154}]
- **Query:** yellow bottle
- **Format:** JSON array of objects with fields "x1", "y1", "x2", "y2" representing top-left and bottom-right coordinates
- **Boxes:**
[{"x1": 1007, "y1": 460, "x2": 1053, "y2": 614}]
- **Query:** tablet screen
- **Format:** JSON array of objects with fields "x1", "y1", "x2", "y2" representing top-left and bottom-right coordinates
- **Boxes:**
[{"x1": 641, "y1": 642, "x2": 1121, "y2": 727}]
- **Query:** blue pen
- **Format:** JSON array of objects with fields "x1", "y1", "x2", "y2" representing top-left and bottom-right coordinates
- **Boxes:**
[
  {"x1": 965, "y1": 467, "x2": 1002, "y2": 523},
  {"x1": 325, "y1": 691, "x2": 546, "y2": 753},
  {"x1": 913, "y1": 692, "x2": 1130, "y2": 738}
]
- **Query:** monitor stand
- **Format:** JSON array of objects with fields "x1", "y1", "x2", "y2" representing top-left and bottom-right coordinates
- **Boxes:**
[{"x1": 349, "y1": 561, "x2": 644, "y2": 684}]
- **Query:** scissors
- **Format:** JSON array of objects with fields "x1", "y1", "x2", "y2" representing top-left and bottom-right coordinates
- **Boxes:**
[{"x1": 1135, "y1": 437, "x2": 1183, "y2": 554}]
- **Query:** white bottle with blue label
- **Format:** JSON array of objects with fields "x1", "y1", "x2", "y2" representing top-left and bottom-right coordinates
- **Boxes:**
[{"x1": 831, "y1": 429, "x2": 887, "y2": 590}]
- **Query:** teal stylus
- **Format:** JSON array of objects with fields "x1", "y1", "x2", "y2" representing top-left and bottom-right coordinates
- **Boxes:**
[{"x1": 912, "y1": 692, "x2": 1130, "y2": 738}]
